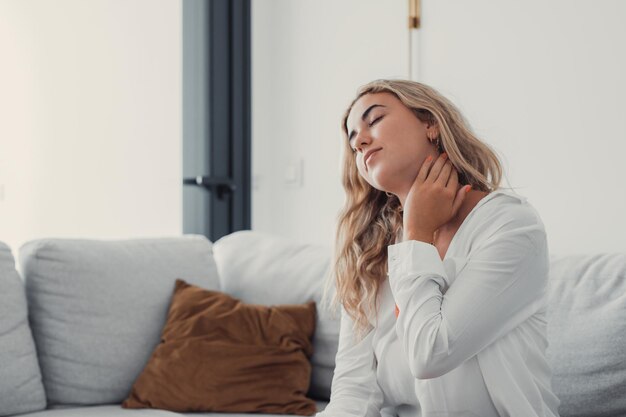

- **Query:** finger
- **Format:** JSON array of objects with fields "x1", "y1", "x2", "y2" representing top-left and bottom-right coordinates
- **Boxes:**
[
  {"x1": 436, "y1": 160, "x2": 453, "y2": 186},
  {"x1": 452, "y1": 183, "x2": 470, "y2": 216},
  {"x1": 426, "y1": 153, "x2": 448, "y2": 183},
  {"x1": 417, "y1": 155, "x2": 434, "y2": 182},
  {"x1": 446, "y1": 163, "x2": 459, "y2": 190}
]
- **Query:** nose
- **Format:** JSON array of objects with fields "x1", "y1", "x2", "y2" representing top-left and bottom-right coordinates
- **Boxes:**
[{"x1": 354, "y1": 131, "x2": 373, "y2": 152}]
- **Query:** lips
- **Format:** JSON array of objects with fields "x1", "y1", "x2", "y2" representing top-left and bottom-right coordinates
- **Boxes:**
[{"x1": 365, "y1": 148, "x2": 381, "y2": 168}]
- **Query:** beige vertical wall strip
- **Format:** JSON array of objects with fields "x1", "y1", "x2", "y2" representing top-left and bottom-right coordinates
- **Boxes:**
[
  {"x1": 409, "y1": 0, "x2": 420, "y2": 28},
  {"x1": 409, "y1": 0, "x2": 421, "y2": 80}
]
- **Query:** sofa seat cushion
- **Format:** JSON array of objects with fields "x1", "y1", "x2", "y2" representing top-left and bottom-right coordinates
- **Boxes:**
[
  {"x1": 547, "y1": 252, "x2": 626, "y2": 417},
  {"x1": 19, "y1": 236, "x2": 221, "y2": 406},
  {"x1": 12, "y1": 401, "x2": 328, "y2": 417},
  {"x1": 0, "y1": 241, "x2": 46, "y2": 416},
  {"x1": 180, "y1": 400, "x2": 329, "y2": 416},
  {"x1": 212, "y1": 231, "x2": 339, "y2": 400},
  {"x1": 13, "y1": 405, "x2": 183, "y2": 416}
]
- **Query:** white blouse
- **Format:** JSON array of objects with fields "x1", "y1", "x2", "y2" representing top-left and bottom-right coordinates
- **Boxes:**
[{"x1": 317, "y1": 188, "x2": 561, "y2": 417}]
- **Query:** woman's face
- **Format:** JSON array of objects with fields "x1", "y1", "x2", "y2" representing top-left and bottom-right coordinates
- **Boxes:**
[{"x1": 346, "y1": 92, "x2": 438, "y2": 196}]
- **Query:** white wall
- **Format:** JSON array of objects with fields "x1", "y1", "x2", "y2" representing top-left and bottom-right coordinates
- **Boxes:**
[
  {"x1": 3, "y1": 0, "x2": 618, "y2": 258},
  {"x1": 252, "y1": 0, "x2": 626, "y2": 255},
  {"x1": 416, "y1": 0, "x2": 626, "y2": 255},
  {"x1": 0, "y1": 0, "x2": 182, "y2": 255},
  {"x1": 251, "y1": 0, "x2": 409, "y2": 246}
]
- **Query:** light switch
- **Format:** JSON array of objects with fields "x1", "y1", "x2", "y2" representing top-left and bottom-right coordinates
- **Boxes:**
[{"x1": 284, "y1": 159, "x2": 303, "y2": 186}]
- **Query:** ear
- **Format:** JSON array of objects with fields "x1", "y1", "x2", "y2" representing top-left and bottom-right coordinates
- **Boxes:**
[{"x1": 426, "y1": 122, "x2": 440, "y2": 139}]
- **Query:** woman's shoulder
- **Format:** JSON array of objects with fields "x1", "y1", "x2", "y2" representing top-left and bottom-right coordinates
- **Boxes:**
[
  {"x1": 482, "y1": 188, "x2": 542, "y2": 223},
  {"x1": 473, "y1": 188, "x2": 547, "y2": 245}
]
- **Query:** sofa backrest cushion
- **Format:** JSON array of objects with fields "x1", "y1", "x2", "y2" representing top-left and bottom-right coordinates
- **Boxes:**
[
  {"x1": 0, "y1": 241, "x2": 47, "y2": 416},
  {"x1": 19, "y1": 235, "x2": 220, "y2": 406},
  {"x1": 547, "y1": 252, "x2": 626, "y2": 417},
  {"x1": 212, "y1": 230, "x2": 339, "y2": 401}
]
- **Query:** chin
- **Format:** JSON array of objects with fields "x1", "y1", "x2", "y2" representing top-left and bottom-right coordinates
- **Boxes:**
[{"x1": 366, "y1": 168, "x2": 394, "y2": 192}]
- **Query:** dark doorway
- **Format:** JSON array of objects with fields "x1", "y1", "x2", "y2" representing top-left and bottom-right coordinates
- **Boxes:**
[{"x1": 182, "y1": 0, "x2": 251, "y2": 242}]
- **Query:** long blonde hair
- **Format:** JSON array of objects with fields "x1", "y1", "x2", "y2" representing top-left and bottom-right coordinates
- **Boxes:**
[{"x1": 324, "y1": 79, "x2": 506, "y2": 341}]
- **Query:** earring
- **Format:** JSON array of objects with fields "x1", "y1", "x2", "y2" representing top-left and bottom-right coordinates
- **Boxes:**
[
  {"x1": 385, "y1": 191, "x2": 394, "y2": 197},
  {"x1": 430, "y1": 137, "x2": 440, "y2": 149}
]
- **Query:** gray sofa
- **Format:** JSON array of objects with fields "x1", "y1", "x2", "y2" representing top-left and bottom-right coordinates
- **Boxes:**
[{"x1": 1, "y1": 230, "x2": 625, "y2": 417}]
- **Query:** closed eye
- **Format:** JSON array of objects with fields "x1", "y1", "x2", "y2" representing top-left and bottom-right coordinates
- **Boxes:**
[
  {"x1": 350, "y1": 115, "x2": 384, "y2": 153},
  {"x1": 369, "y1": 115, "x2": 383, "y2": 127}
]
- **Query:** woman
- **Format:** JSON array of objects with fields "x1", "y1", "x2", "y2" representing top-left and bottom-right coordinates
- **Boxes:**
[{"x1": 318, "y1": 79, "x2": 561, "y2": 417}]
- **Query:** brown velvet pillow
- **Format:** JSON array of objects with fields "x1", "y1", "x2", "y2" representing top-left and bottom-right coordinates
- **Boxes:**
[{"x1": 122, "y1": 279, "x2": 317, "y2": 415}]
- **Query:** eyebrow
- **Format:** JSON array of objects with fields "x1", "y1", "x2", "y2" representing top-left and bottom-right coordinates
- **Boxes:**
[{"x1": 348, "y1": 104, "x2": 386, "y2": 143}]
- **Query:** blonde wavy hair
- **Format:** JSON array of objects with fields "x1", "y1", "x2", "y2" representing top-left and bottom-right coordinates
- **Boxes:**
[{"x1": 323, "y1": 79, "x2": 509, "y2": 341}]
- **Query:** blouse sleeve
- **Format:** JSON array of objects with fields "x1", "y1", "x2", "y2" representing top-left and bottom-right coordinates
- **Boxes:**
[
  {"x1": 387, "y1": 211, "x2": 548, "y2": 380},
  {"x1": 315, "y1": 305, "x2": 384, "y2": 417}
]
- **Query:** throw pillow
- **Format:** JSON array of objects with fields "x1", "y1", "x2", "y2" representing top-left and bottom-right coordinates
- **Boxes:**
[{"x1": 122, "y1": 279, "x2": 317, "y2": 415}]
